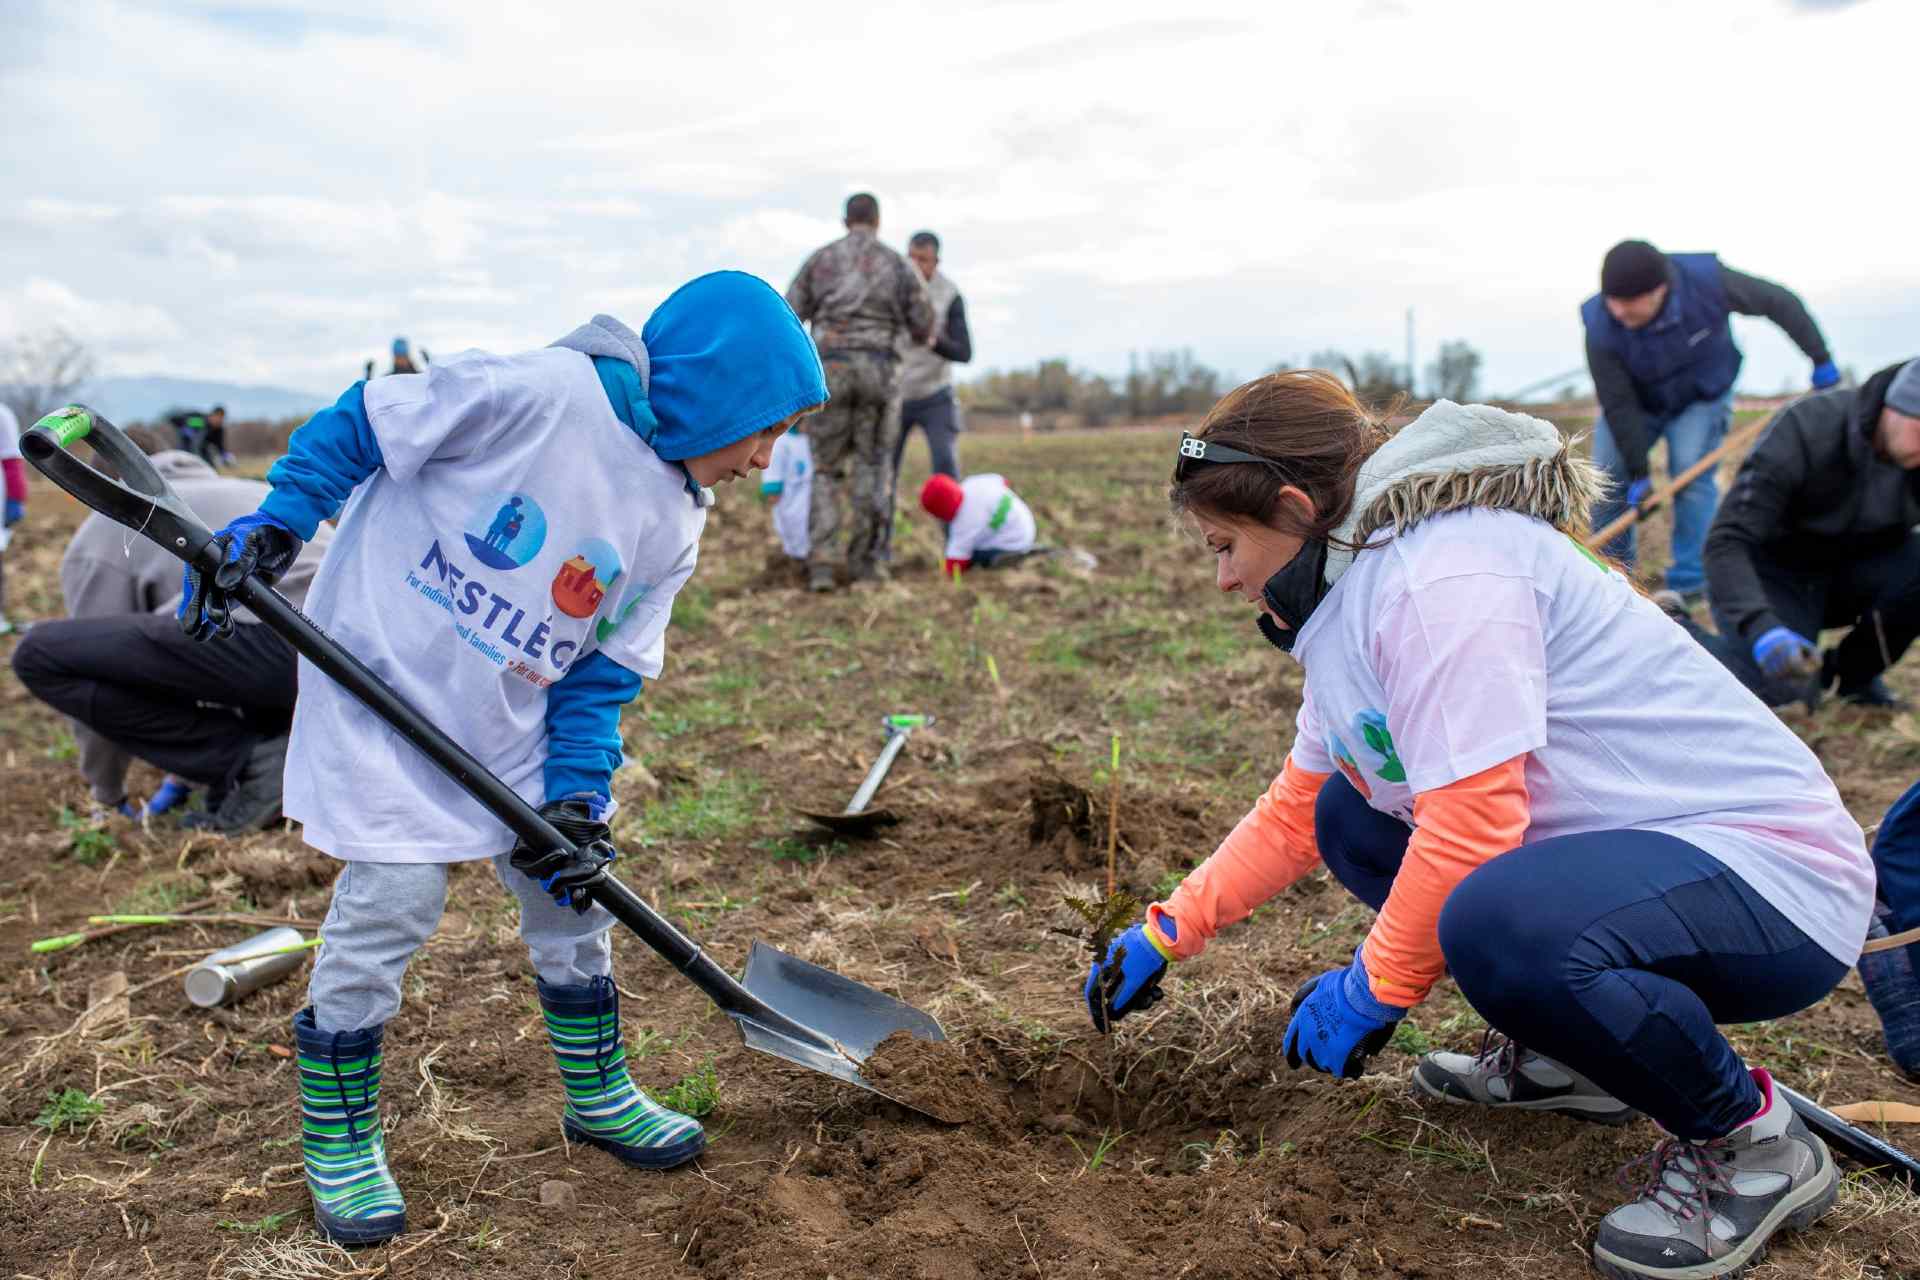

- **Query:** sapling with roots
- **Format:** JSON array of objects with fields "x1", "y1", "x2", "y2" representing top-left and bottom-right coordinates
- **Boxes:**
[{"x1": 1055, "y1": 888, "x2": 1142, "y2": 1130}]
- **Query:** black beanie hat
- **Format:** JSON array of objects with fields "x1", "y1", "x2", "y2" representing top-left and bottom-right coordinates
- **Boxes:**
[{"x1": 1601, "y1": 240, "x2": 1669, "y2": 298}]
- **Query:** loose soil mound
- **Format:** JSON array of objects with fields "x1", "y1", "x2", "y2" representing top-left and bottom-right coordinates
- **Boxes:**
[{"x1": 860, "y1": 1030, "x2": 998, "y2": 1125}]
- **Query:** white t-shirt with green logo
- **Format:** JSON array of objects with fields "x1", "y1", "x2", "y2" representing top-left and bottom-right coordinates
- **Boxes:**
[
  {"x1": 1288, "y1": 508, "x2": 1872, "y2": 966},
  {"x1": 943, "y1": 473, "x2": 1035, "y2": 563},
  {"x1": 285, "y1": 348, "x2": 708, "y2": 863}
]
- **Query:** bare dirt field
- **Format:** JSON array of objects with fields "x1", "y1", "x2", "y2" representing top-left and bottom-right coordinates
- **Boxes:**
[{"x1": 3, "y1": 419, "x2": 1917, "y2": 1279}]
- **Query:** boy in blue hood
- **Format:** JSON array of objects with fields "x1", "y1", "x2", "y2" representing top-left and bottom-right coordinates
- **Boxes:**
[{"x1": 177, "y1": 272, "x2": 826, "y2": 1246}]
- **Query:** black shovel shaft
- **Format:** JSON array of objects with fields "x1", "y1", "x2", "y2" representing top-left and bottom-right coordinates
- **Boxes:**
[
  {"x1": 1779, "y1": 1084, "x2": 1920, "y2": 1186},
  {"x1": 22, "y1": 405, "x2": 832, "y2": 1054}
]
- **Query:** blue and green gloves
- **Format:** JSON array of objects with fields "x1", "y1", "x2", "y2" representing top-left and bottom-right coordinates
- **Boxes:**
[
  {"x1": 3, "y1": 498, "x2": 23, "y2": 527},
  {"x1": 1812, "y1": 361, "x2": 1840, "y2": 390},
  {"x1": 1753, "y1": 626, "x2": 1819, "y2": 680},
  {"x1": 1084, "y1": 917, "x2": 1176, "y2": 1030},
  {"x1": 178, "y1": 511, "x2": 304, "y2": 641},
  {"x1": 1624, "y1": 476, "x2": 1653, "y2": 511},
  {"x1": 1284, "y1": 948, "x2": 1404, "y2": 1079}
]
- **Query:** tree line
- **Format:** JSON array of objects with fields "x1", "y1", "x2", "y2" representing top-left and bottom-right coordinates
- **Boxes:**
[{"x1": 959, "y1": 341, "x2": 1484, "y2": 424}]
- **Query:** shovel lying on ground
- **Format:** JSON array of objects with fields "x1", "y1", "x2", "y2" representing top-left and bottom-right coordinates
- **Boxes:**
[
  {"x1": 22, "y1": 406, "x2": 948, "y2": 1117},
  {"x1": 799, "y1": 714, "x2": 930, "y2": 836}
]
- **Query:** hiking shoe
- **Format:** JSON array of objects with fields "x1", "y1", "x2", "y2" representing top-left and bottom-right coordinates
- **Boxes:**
[
  {"x1": 1835, "y1": 675, "x2": 1907, "y2": 709},
  {"x1": 198, "y1": 734, "x2": 288, "y2": 833},
  {"x1": 1413, "y1": 1031, "x2": 1635, "y2": 1124},
  {"x1": 1592, "y1": 1068, "x2": 1837, "y2": 1279},
  {"x1": 808, "y1": 566, "x2": 836, "y2": 593},
  {"x1": 294, "y1": 1008, "x2": 406, "y2": 1247},
  {"x1": 539, "y1": 976, "x2": 705, "y2": 1170}
]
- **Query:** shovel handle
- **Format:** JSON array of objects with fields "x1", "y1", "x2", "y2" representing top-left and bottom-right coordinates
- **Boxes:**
[
  {"x1": 21, "y1": 406, "x2": 831, "y2": 1051},
  {"x1": 1779, "y1": 1083, "x2": 1920, "y2": 1186}
]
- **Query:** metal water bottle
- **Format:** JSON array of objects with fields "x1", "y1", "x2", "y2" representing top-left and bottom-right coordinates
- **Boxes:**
[{"x1": 184, "y1": 927, "x2": 309, "y2": 1009}]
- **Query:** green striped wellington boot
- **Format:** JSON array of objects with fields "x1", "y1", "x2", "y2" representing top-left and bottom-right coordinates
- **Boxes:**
[
  {"x1": 539, "y1": 976, "x2": 705, "y2": 1169},
  {"x1": 293, "y1": 1008, "x2": 406, "y2": 1245}
]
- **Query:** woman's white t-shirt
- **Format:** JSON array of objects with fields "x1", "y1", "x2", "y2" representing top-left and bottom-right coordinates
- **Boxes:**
[
  {"x1": 1288, "y1": 509, "x2": 1872, "y2": 966},
  {"x1": 285, "y1": 348, "x2": 708, "y2": 863}
]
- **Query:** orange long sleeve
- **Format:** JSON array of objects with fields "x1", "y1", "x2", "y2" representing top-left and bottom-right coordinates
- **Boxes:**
[
  {"x1": 1149, "y1": 757, "x2": 1329, "y2": 960},
  {"x1": 1361, "y1": 756, "x2": 1531, "y2": 1008}
]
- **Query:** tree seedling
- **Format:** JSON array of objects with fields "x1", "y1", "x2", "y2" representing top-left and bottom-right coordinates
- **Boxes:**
[{"x1": 1054, "y1": 888, "x2": 1143, "y2": 1128}]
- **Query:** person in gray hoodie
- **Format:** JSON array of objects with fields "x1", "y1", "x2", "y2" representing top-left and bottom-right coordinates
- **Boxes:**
[
  {"x1": 894, "y1": 231, "x2": 973, "y2": 482},
  {"x1": 11, "y1": 440, "x2": 331, "y2": 829}
]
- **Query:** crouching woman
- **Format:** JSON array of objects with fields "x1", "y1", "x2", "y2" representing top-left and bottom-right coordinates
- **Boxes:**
[{"x1": 1085, "y1": 372, "x2": 1872, "y2": 1280}]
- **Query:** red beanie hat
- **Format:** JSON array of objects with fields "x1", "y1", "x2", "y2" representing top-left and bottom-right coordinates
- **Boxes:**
[{"x1": 920, "y1": 474, "x2": 963, "y2": 522}]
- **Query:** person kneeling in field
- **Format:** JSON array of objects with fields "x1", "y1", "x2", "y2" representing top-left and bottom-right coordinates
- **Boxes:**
[
  {"x1": 1083, "y1": 372, "x2": 1872, "y2": 1280},
  {"x1": 919, "y1": 472, "x2": 1036, "y2": 577},
  {"x1": 177, "y1": 273, "x2": 826, "y2": 1246}
]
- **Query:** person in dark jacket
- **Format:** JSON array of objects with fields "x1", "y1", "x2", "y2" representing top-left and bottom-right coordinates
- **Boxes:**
[
  {"x1": 1583, "y1": 240, "x2": 1839, "y2": 601},
  {"x1": 895, "y1": 230, "x2": 973, "y2": 482},
  {"x1": 1685, "y1": 358, "x2": 1920, "y2": 709}
]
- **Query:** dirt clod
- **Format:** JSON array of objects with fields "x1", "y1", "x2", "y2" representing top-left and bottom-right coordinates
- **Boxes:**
[
  {"x1": 860, "y1": 1031, "x2": 994, "y2": 1125},
  {"x1": 539, "y1": 1179, "x2": 576, "y2": 1209}
]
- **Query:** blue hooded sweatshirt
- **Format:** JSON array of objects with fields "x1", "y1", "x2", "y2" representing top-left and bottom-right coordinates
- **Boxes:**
[{"x1": 250, "y1": 270, "x2": 826, "y2": 804}]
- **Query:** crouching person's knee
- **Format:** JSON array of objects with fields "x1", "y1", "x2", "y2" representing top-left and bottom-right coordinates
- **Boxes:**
[{"x1": 1438, "y1": 860, "x2": 1565, "y2": 1024}]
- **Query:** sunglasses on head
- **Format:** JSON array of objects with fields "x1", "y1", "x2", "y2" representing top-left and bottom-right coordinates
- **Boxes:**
[{"x1": 1174, "y1": 431, "x2": 1283, "y2": 481}]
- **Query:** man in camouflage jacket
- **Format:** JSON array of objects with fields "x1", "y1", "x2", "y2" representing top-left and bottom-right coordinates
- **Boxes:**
[{"x1": 786, "y1": 192, "x2": 934, "y2": 589}]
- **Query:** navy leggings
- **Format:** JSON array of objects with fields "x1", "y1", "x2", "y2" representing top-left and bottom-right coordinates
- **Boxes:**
[{"x1": 1316, "y1": 774, "x2": 1847, "y2": 1139}]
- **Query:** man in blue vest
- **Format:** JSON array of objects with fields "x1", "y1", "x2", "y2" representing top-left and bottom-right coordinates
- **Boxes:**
[{"x1": 1582, "y1": 239, "x2": 1839, "y2": 601}]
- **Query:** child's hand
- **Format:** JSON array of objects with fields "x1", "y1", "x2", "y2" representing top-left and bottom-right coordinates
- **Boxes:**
[
  {"x1": 178, "y1": 512, "x2": 304, "y2": 641},
  {"x1": 510, "y1": 794, "x2": 616, "y2": 912}
]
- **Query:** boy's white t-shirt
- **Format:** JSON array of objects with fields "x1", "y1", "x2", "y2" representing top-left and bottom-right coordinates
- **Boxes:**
[
  {"x1": 944, "y1": 474, "x2": 1036, "y2": 562},
  {"x1": 0, "y1": 403, "x2": 21, "y2": 460},
  {"x1": 285, "y1": 348, "x2": 708, "y2": 863},
  {"x1": 1288, "y1": 509, "x2": 1872, "y2": 966},
  {"x1": 764, "y1": 430, "x2": 811, "y2": 559}
]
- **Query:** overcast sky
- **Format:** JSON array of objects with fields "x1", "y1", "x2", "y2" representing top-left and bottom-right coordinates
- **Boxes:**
[{"x1": 2, "y1": 0, "x2": 1911, "y2": 399}]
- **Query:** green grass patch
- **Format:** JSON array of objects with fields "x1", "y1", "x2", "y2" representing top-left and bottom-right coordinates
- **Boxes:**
[
  {"x1": 217, "y1": 1211, "x2": 294, "y2": 1234},
  {"x1": 646, "y1": 1059, "x2": 720, "y2": 1118},
  {"x1": 628, "y1": 774, "x2": 760, "y2": 844},
  {"x1": 35, "y1": 1088, "x2": 103, "y2": 1134},
  {"x1": 57, "y1": 808, "x2": 117, "y2": 865}
]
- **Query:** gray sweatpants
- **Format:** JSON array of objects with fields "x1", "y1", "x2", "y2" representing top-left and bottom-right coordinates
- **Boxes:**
[{"x1": 308, "y1": 855, "x2": 614, "y2": 1032}]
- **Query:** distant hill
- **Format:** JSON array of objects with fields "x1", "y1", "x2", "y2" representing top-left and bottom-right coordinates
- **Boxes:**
[{"x1": 75, "y1": 376, "x2": 329, "y2": 425}]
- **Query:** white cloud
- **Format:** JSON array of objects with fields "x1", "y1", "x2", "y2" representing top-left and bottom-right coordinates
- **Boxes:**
[{"x1": 0, "y1": 0, "x2": 1912, "y2": 395}]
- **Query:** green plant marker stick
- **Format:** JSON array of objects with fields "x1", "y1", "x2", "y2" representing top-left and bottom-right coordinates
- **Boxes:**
[
  {"x1": 87, "y1": 914, "x2": 176, "y2": 926},
  {"x1": 33, "y1": 405, "x2": 93, "y2": 448},
  {"x1": 985, "y1": 654, "x2": 1001, "y2": 688},
  {"x1": 29, "y1": 931, "x2": 89, "y2": 954}
]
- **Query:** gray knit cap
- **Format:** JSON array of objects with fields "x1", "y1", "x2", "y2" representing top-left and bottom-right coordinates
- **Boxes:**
[{"x1": 1887, "y1": 359, "x2": 1920, "y2": 417}]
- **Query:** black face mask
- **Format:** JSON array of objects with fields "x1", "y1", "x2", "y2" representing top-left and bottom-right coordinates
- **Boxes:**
[{"x1": 1255, "y1": 540, "x2": 1331, "y2": 654}]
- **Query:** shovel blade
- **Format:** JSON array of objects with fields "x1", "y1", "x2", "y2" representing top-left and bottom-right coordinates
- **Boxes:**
[
  {"x1": 797, "y1": 807, "x2": 901, "y2": 836},
  {"x1": 733, "y1": 941, "x2": 946, "y2": 1114}
]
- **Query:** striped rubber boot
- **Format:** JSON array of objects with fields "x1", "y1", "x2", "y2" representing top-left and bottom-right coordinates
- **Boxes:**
[
  {"x1": 539, "y1": 976, "x2": 706, "y2": 1169},
  {"x1": 293, "y1": 1008, "x2": 406, "y2": 1245}
]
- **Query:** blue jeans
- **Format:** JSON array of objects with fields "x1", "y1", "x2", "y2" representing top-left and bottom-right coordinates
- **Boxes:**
[
  {"x1": 1590, "y1": 390, "x2": 1733, "y2": 595},
  {"x1": 1315, "y1": 772, "x2": 1846, "y2": 1138}
]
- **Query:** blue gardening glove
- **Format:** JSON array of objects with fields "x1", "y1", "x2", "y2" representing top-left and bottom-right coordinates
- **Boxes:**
[
  {"x1": 1624, "y1": 476, "x2": 1653, "y2": 511},
  {"x1": 1084, "y1": 917, "x2": 1174, "y2": 1031},
  {"x1": 509, "y1": 792, "x2": 615, "y2": 912},
  {"x1": 177, "y1": 511, "x2": 304, "y2": 641},
  {"x1": 1753, "y1": 626, "x2": 1819, "y2": 680},
  {"x1": 4, "y1": 499, "x2": 23, "y2": 527},
  {"x1": 139, "y1": 777, "x2": 192, "y2": 819},
  {"x1": 1811, "y1": 360, "x2": 1840, "y2": 390},
  {"x1": 1283, "y1": 950, "x2": 1404, "y2": 1079}
]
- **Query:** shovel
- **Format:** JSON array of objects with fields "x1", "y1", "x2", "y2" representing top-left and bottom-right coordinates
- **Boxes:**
[
  {"x1": 22, "y1": 406, "x2": 947, "y2": 1116},
  {"x1": 798, "y1": 714, "x2": 929, "y2": 836}
]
